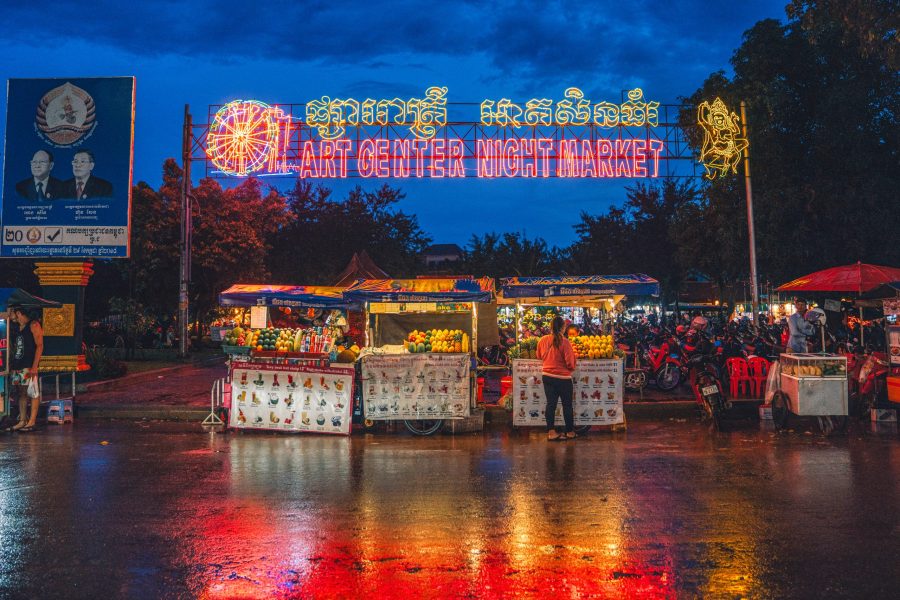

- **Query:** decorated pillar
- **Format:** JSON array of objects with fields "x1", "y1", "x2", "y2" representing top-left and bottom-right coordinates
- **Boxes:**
[{"x1": 33, "y1": 261, "x2": 94, "y2": 372}]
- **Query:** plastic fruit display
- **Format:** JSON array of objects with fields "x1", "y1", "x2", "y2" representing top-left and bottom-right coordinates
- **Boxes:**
[
  {"x1": 571, "y1": 335, "x2": 615, "y2": 359},
  {"x1": 406, "y1": 329, "x2": 468, "y2": 353}
]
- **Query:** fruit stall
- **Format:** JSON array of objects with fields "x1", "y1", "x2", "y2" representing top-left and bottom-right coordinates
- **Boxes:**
[
  {"x1": 498, "y1": 275, "x2": 660, "y2": 430},
  {"x1": 216, "y1": 284, "x2": 359, "y2": 435},
  {"x1": 342, "y1": 278, "x2": 495, "y2": 434},
  {"x1": 770, "y1": 353, "x2": 849, "y2": 433}
]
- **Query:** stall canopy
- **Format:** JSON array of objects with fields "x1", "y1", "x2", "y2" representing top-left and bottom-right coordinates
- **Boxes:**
[
  {"x1": 498, "y1": 274, "x2": 659, "y2": 305},
  {"x1": 219, "y1": 284, "x2": 349, "y2": 309},
  {"x1": 777, "y1": 262, "x2": 900, "y2": 294},
  {"x1": 343, "y1": 278, "x2": 494, "y2": 303},
  {"x1": 0, "y1": 288, "x2": 62, "y2": 310},
  {"x1": 332, "y1": 251, "x2": 389, "y2": 287}
]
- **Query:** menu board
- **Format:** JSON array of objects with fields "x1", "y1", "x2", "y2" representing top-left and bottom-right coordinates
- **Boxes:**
[
  {"x1": 512, "y1": 358, "x2": 624, "y2": 426},
  {"x1": 230, "y1": 363, "x2": 355, "y2": 434},
  {"x1": 361, "y1": 353, "x2": 470, "y2": 420}
]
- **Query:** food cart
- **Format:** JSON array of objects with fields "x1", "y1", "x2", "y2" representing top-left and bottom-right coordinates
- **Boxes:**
[
  {"x1": 771, "y1": 353, "x2": 849, "y2": 434},
  {"x1": 0, "y1": 289, "x2": 63, "y2": 423},
  {"x1": 214, "y1": 284, "x2": 357, "y2": 435},
  {"x1": 342, "y1": 278, "x2": 495, "y2": 435},
  {"x1": 498, "y1": 275, "x2": 660, "y2": 431}
]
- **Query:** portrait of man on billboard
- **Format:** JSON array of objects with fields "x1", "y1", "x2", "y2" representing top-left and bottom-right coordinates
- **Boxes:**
[
  {"x1": 15, "y1": 150, "x2": 67, "y2": 201},
  {"x1": 65, "y1": 149, "x2": 113, "y2": 199}
]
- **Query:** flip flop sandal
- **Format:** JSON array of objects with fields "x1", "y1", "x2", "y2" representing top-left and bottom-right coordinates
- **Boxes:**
[
  {"x1": 565, "y1": 432, "x2": 578, "y2": 439},
  {"x1": 547, "y1": 432, "x2": 562, "y2": 441},
  {"x1": 18, "y1": 426, "x2": 36, "y2": 433}
]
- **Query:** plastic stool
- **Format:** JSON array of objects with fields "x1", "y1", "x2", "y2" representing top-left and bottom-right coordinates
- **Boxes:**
[{"x1": 47, "y1": 399, "x2": 73, "y2": 424}]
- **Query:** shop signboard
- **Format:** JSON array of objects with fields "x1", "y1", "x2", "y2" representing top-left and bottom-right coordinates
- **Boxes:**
[
  {"x1": 230, "y1": 362, "x2": 354, "y2": 434},
  {"x1": 361, "y1": 353, "x2": 470, "y2": 420},
  {"x1": 512, "y1": 358, "x2": 624, "y2": 426},
  {"x1": 1, "y1": 77, "x2": 135, "y2": 258}
]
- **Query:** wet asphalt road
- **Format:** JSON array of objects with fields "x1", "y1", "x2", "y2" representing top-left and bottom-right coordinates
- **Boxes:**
[{"x1": 0, "y1": 420, "x2": 897, "y2": 599}]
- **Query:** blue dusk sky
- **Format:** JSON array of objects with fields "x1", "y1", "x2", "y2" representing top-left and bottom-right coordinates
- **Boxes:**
[{"x1": 0, "y1": 1, "x2": 787, "y2": 247}]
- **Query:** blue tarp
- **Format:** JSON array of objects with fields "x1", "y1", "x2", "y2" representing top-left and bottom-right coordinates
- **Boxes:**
[
  {"x1": 219, "y1": 285, "x2": 350, "y2": 309},
  {"x1": 0, "y1": 288, "x2": 62, "y2": 310},
  {"x1": 499, "y1": 274, "x2": 660, "y2": 300}
]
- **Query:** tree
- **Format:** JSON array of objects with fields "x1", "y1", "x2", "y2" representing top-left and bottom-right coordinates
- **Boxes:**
[
  {"x1": 569, "y1": 206, "x2": 631, "y2": 274},
  {"x1": 462, "y1": 232, "x2": 562, "y2": 279},
  {"x1": 190, "y1": 176, "x2": 289, "y2": 323},
  {"x1": 268, "y1": 182, "x2": 431, "y2": 284},
  {"x1": 681, "y1": 7, "x2": 900, "y2": 284}
]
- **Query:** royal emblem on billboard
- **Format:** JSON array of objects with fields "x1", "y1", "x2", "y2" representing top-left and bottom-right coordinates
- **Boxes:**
[{"x1": 35, "y1": 82, "x2": 97, "y2": 147}]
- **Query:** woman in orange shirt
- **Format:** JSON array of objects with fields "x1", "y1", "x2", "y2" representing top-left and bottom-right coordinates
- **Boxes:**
[{"x1": 537, "y1": 316, "x2": 577, "y2": 440}]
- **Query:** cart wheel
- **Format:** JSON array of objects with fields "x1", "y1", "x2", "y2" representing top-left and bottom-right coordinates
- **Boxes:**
[
  {"x1": 771, "y1": 391, "x2": 790, "y2": 430},
  {"x1": 817, "y1": 415, "x2": 849, "y2": 436},
  {"x1": 404, "y1": 419, "x2": 443, "y2": 436},
  {"x1": 624, "y1": 371, "x2": 647, "y2": 391}
]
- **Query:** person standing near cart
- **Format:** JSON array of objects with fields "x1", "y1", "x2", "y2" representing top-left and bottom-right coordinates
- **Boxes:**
[
  {"x1": 537, "y1": 316, "x2": 577, "y2": 440},
  {"x1": 8, "y1": 306, "x2": 43, "y2": 432},
  {"x1": 787, "y1": 298, "x2": 816, "y2": 353}
]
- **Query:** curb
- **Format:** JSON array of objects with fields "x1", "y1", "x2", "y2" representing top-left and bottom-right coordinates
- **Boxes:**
[
  {"x1": 75, "y1": 404, "x2": 211, "y2": 421},
  {"x1": 79, "y1": 355, "x2": 226, "y2": 393},
  {"x1": 74, "y1": 398, "x2": 759, "y2": 424}
]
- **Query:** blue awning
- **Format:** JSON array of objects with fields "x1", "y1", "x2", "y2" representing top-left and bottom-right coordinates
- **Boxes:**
[
  {"x1": 219, "y1": 284, "x2": 350, "y2": 309},
  {"x1": 343, "y1": 278, "x2": 494, "y2": 303},
  {"x1": 499, "y1": 274, "x2": 660, "y2": 300}
]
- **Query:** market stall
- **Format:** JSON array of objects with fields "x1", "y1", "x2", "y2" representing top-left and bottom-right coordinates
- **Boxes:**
[
  {"x1": 498, "y1": 275, "x2": 660, "y2": 430},
  {"x1": 342, "y1": 277, "x2": 495, "y2": 434},
  {"x1": 771, "y1": 353, "x2": 849, "y2": 434},
  {"x1": 216, "y1": 284, "x2": 359, "y2": 435},
  {"x1": 0, "y1": 289, "x2": 63, "y2": 422}
]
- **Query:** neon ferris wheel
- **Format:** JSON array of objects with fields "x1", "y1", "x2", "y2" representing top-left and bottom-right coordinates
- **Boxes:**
[{"x1": 206, "y1": 100, "x2": 279, "y2": 176}]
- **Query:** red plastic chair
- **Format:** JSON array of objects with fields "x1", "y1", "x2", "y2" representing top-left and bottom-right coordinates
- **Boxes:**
[
  {"x1": 726, "y1": 357, "x2": 753, "y2": 398},
  {"x1": 748, "y1": 357, "x2": 770, "y2": 398}
]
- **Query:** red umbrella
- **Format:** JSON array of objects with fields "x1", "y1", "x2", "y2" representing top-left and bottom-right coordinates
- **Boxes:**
[{"x1": 776, "y1": 262, "x2": 900, "y2": 294}]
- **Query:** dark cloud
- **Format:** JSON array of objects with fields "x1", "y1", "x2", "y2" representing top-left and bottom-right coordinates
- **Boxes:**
[{"x1": 2, "y1": 0, "x2": 785, "y2": 87}]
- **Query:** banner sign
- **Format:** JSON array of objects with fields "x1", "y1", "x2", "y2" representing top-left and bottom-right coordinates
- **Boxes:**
[
  {"x1": 203, "y1": 87, "x2": 676, "y2": 179},
  {"x1": 229, "y1": 362, "x2": 355, "y2": 434},
  {"x1": 500, "y1": 274, "x2": 660, "y2": 299},
  {"x1": 1, "y1": 77, "x2": 135, "y2": 258},
  {"x1": 512, "y1": 358, "x2": 624, "y2": 426},
  {"x1": 361, "y1": 353, "x2": 470, "y2": 420}
]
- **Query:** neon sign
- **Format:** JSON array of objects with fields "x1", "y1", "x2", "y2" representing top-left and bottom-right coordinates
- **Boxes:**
[
  {"x1": 481, "y1": 87, "x2": 659, "y2": 128},
  {"x1": 204, "y1": 87, "x2": 670, "y2": 178},
  {"x1": 306, "y1": 86, "x2": 448, "y2": 140},
  {"x1": 207, "y1": 100, "x2": 283, "y2": 176},
  {"x1": 697, "y1": 97, "x2": 748, "y2": 180}
]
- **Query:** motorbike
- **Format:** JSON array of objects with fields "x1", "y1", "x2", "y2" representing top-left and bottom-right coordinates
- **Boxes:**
[
  {"x1": 687, "y1": 346, "x2": 730, "y2": 430},
  {"x1": 851, "y1": 350, "x2": 889, "y2": 417}
]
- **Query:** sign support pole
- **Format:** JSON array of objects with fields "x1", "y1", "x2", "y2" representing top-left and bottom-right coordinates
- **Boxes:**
[
  {"x1": 179, "y1": 105, "x2": 192, "y2": 358},
  {"x1": 740, "y1": 101, "x2": 760, "y2": 331}
]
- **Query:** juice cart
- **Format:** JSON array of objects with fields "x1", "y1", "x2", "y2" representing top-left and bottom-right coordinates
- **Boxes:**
[
  {"x1": 498, "y1": 275, "x2": 660, "y2": 432},
  {"x1": 212, "y1": 284, "x2": 357, "y2": 435},
  {"x1": 343, "y1": 277, "x2": 495, "y2": 435},
  {"x1": 0, "y1": 289, "x2": 63, "y2": 424},
  {"x1": 771, "y1": 353, "x2": 849, "y2": 434}
]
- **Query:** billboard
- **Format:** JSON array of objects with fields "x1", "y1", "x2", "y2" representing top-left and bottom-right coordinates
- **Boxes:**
[{"x1": 1, "y1": 77, "x2": 135, "y2": 258}]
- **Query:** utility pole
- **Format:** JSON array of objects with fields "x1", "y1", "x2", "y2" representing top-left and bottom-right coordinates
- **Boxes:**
[
  {"x1": 179, "y1": 105, "x2": 192, "y2": 358},
  {"x1": 740, "y1": 101, "x2": 760, "y2": 331}
]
